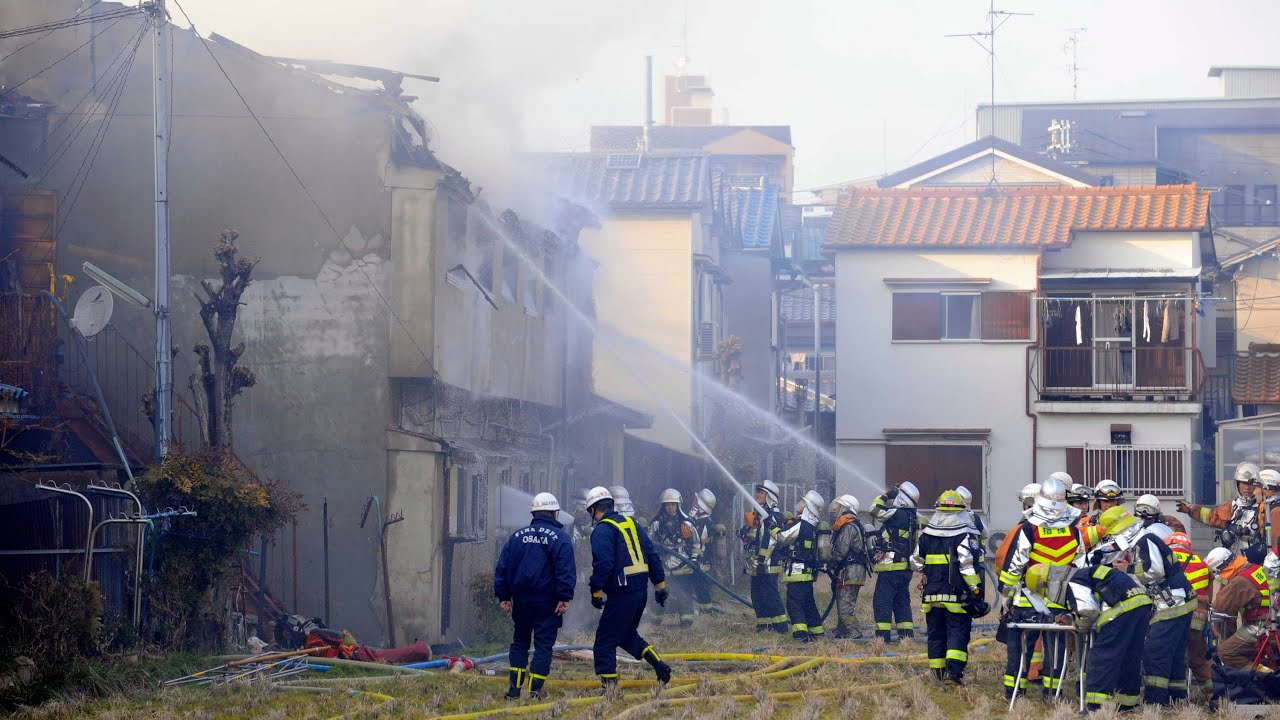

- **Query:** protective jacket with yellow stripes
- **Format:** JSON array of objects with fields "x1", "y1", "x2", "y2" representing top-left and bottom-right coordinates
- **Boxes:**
[
  {"x1": 1066, "y1": 564, "x2": 1152, "y2": 629},
  {"x1": 870, "y1": 492, "x2": 917, "y2": 572},
  {"x1": 589, "y1": 510, "x2": 665, "y2": 596},
  {"x1": 909, "y1": 513, "x2": 983, "y2": 612},
  {"x1": 999, "y1": 517, "x2": 1088, "y2": 608}
]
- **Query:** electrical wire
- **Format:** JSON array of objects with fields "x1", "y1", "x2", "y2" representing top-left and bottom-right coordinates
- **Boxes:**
[
  {"x1": 169, "y1": 0, "x2": 436, "y2": 370},
  {"x1": 0, "y1": 0, "x2": 103, "y2": 64},
  {"x1": 56, "y1": 17, "x2": 150, "y2": 237},
  {"x1": 34, "y1": 17, "x2": 150, "y2": 182},
  {"x1": 0, "y1": 6, "x2": 143, "y2": 100},
  {"x1": 0, "y1": 2, "x2": 137, "y2": 41}
]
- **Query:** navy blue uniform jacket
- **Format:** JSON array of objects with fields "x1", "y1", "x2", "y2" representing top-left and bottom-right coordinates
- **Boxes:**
[
  {"x1": 495, "y1": 516, "x2": 576, "y2": 603},
  {"x1": 590, "y1": 510, "x2": 665, "y2": 595}
]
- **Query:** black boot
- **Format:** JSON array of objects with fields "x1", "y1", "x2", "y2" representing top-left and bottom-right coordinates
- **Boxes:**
[
  {"x1": 505, "y1": 668, "x2": 525, "y2": 700},
  {"x1": 529, "y1": 677, "x2": 547, "y2": 701},
  {"x1": 931, "y1": 668, "x2": 944, "y2": 681},
  {"x1": 653, "y1": 661, "x2": 672, "y2": 684},
  {"x1": 599, "y1": 676, "x2": 619, "y2": 696}
]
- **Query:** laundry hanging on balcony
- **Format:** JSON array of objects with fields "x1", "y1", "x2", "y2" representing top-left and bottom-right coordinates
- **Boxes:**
[
  {"x1": 1075, "y1": 304, "x2": 1082, "y2": 345},
  {"x1": 1142, "y1": 300, "x2": 1152, "y2": 342}
]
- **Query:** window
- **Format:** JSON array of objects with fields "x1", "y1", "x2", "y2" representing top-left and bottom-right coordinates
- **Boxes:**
[
  {"x1": 943, "y1": 293, "x2": 980, "y2": 339},
  {"x1": 1257, "y1": 185, "x2": 1277, "y2": 224},
  {"x1": 892, "y1": 290, "x2": 1031, "y2": 342},
  {"x1": 523, "y1": 265, "x2": 538, "y2": 313},
  {"x1": 475, "y1": 230, "x2": 495, "y2": 294},
  {"x1": 450, "y1": 466, "x2": 489, "y2": 539},
  {"x1": 884, "y1": 443, "x2": 984, "y2": 509}
]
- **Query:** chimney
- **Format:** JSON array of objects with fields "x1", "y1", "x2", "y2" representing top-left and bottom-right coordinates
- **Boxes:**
[{"x1": 643, "y1": 55, "x2": 654, "y2": 152}]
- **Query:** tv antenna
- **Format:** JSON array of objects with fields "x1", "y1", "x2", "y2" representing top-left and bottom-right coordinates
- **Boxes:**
[
  {"x1": 1065, "y1": 27, "x2": 1086, "y2": 100},
  {"x1": 946, "y1": 0, "x2": 1032, "y2": 186}
]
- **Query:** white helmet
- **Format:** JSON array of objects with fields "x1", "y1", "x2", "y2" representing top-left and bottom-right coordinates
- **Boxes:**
[
  {"x1": 802, "y1": 490, "x2": 825, "y2": 524},
  {"x1": 897, "y1": 482, "x2": 920, "y2": 507},
  {"x1": 1260, "y1": 469, "x2": 1280, "y2": 491},
  {"x1": 1205, "y1": 546, "x2": 1235, "y2": 574},
  {"x1": 1235, "y1": 462, "x2": 1262, "y2": 486},
  {"x1": 659, "y1": 488, "x2": 682, "y2": 505},
  {"x1": 1134, "y1": 494, "x2": 1161, "y2": 519},
  {"x1": 955, "y1": 486, "x2": 973, "y2": 508},
  {"x1": 694, "y1": 488, "x2": 716, "y2": 515},
  {"x1": 830, "y1": 494, "x2": 859, "y2": 515},
  {"x1": 1019, "y1": 483, "x2": 1041, "y2": 503},
  {"x1": 530, "y1": 492, "x2": 560, "y2": 513},
  {"x1": 756, "y1": 480, "x2": 780, "y2": 507},
  {"x1": 1144, "y1": 523, "x2": 1173, "y2": 542},
  {"x1": 1047, "y1": 471, "x2": 1073, "y2": 486},
  {"x1": 610, "y1": 486, "x2": 635, "y2": 516},
  {"x1": 584, "y1": 486, "x2": 613, "y2": 511},
  {"x1": 1093, "y1": 480, "x2": 1123, "y2": 502}
]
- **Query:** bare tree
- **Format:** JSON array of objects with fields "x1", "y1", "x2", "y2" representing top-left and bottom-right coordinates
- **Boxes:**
[{"x1": 192, "y1": 230, "x2": 258, "y2": 449}]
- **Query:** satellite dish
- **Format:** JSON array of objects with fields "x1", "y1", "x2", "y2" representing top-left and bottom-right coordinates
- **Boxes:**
[{"x1": 71, "y1": 285, "x2": 114, "y2": 338}]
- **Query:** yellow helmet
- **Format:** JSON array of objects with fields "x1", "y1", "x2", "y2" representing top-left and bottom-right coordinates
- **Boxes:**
[
  {"x1": 934, "y1": 490, "x2": 965, "y2": 512},
  {"x1": 1024, "y1": 563, "x2": 1049, "y2": 594},
  {"x1": 1097, "y1": 505, "x2": 1137, "y2": 537}
]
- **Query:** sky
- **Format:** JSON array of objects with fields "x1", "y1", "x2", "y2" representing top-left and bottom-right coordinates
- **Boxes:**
[{"x1": 170, "y1": 0, "x2": 1280, "y2": 195}]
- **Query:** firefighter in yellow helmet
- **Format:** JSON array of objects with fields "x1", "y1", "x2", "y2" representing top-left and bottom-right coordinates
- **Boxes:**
[{"x1": 909, "y1": 490, "x2": 984, "y2": 685}]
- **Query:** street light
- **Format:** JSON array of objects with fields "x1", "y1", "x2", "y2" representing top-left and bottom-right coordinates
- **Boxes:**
[{"x1": 81, "y1": 261, "x2": 152, "y2": 309}]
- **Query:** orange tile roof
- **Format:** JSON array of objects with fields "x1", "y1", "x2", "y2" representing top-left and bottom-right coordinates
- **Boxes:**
[
  {"x1": 823, "y1": 184, "x2": 1209, "y2": 250},
  {"x1": 1234, "y1": 344, "x2": 1280, "y2": 404}
]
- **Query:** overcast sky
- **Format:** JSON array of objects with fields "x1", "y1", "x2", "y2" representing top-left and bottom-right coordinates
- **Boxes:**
[{"x1": 174, "y1": 0, "x2": 1280, "y2": 195}]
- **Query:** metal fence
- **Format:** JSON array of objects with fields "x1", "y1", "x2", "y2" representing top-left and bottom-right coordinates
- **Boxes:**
[
  {"x1": 1033, "y1": 346, "x2": 1205, "y2": 399},
  {"x1": 1081, "y1": 444, "x2": 1187, "y2": 498}
]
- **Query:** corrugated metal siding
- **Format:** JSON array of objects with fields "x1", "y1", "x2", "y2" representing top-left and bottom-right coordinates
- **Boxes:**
[{"x1": 1220, "y1": 69, "x2": 1280, "y2": 98}]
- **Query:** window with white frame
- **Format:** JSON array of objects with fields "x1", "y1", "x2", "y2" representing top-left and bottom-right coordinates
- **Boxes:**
[{"x1": 942, "y1": 293, "x2": 981, "y2": 340}]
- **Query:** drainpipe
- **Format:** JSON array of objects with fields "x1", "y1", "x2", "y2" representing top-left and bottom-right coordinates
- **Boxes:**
[
  {"x1": 643, "y1": 56, "x2": 653, "y2": 152},
  {"x1": 1026, "y1": 254, "x2": 1043, "y2": 486}
]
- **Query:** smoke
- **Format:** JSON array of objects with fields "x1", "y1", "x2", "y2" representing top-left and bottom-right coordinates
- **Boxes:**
[{"x1": 175, "y1": 1, "x2": 685, "y2": 209}]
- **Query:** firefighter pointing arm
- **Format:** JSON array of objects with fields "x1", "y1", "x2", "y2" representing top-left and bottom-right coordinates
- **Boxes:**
[{"x1": 1178, "y1": 463, "x2": 1267, "y2": 560}]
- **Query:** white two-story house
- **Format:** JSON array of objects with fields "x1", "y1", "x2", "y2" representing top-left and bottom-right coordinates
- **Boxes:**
[{"x1": 825, "y1": 138, "x2": 1213, "y2": 530}]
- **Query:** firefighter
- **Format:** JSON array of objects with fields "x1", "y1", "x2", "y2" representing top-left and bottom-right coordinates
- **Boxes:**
[
  {"x1": 871, "y1": 481, "x2": 920, "y2": 642},
  {"x1": 955, "y1": 485, "x2": 987, "y2": 545},
  {"x1": 649, "y1": 488, "x2": 701, "y2": 627},
  {"x1": 776, "y1": 490, "x2": 826, "y2": 641},
  {"x1": 1261, "y1": 469, "x2": 1280, "y2": 554},
  {"x1": 1178, "y1": 462, "x2": 1267, "y2": 560},
  {"x1": 687, "y1": 488, "x2": 720, "y2": 615},
  {"x1": 993, "y1": 483, "x2": 1042, "y2": 571},
  {"x1": 584, "y1": 486, "x2": 672, "y2": 692},
  {"x1": 1167, "y1": 531, "x2": 1213, "y2": 693},
  {"x1": 1203, "y1": 546, "x2": 1272, "y2": 670},
  {"x1": 494, "y1": 492, "x2": 576, "y2": 701},
  {"x1": 1133, "y1": 494, "x2": 1186, "y2": 533},
  {"x1": 610, "y1": 486, "x2": 636, "y2": 518},
  {"x1": 910, "y1": 490, "x2": 983, "y2": 686},
  {"x1": 829, "y1": 494, "x2": 870, "y2": 639},
  {"x1": 1025, "y1": 561, "x2": 1151, "y2": 712},
  {"x1": 1093, "y1": 508, "x2": 1195, "y2": 705},
  {"x1": 1068, "y1": 483, "x2": 1093, "y2": 518},
  {"x1": 740, "y1": 480, "x2": 788, "y2": 633},
  {"x1": 998, "y1": 477, "x2": 1095, "y2": 699}
]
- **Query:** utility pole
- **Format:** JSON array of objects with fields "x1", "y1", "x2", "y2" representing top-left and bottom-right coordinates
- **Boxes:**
[
  {"x1": 149, "y1": 0, "x2": 172, "y2": 457},
  {"x1": 812, "y1": 282, "x2": 822, "y2": 444}
]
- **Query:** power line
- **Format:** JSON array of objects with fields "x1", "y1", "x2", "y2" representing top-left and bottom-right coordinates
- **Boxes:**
[
  {"x1": 0, "y1": 0, "x2": 104, "y2": 63},
  {"x1": 0, "y1": 6, "x2": 143, "y2": 101},
  {"x1": 0, "y1": 2, "x2": 136, "y2": 41},
  {"x1": 169, "y1": 0, "x2": 436, "y2": 370}
]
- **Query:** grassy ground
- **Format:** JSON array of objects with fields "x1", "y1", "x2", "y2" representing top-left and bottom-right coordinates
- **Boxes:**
[{"x1": 7, "y1": 588, "x2": 1226, "y2": 719}]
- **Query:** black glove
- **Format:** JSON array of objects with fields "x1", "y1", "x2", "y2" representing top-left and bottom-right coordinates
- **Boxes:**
[
  {"x1": 655, "y1": 587, "x2": 669, "y2": 607},
  {"x1": 884, "y1": 488, "x2": 899, "y2": 502},
  {"x1": 591, "y1": 592, "x2": 604, "y2": 610}
]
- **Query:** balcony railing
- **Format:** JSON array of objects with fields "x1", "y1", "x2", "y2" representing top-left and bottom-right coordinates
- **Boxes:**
[
  {"x1": 1080, "y1": 444, "x2": 1186, "y2": 498},
  {"x1": 1030, "y1": 345, "x2": 1206, "y2": 401}
]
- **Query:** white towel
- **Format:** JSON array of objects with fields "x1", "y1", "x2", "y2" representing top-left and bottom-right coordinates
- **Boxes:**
[
  {"x1": 1142, "y1": 300, "x2": 1151, "y2": 342},
  {"x1": 1075, "y1": 305, "x2": 1083, "y2": 345}
]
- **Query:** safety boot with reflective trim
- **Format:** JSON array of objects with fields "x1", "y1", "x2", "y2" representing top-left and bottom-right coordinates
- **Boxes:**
[{"x1": 599, "y1": 676, "x2": 620, "y2": 697}]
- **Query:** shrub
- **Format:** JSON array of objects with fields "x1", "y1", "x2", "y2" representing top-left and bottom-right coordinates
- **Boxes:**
[{"x1": 465, "y1": 571, "x2": 508, "y2": 644}]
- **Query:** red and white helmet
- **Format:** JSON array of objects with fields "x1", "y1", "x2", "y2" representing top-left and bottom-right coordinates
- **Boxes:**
[
  {"x1": 584, "y1": 486, "x2": 613, "y2": 511},
  {"x1": 1205, "y1": 547, "x2": 1235, "y2": 574},
  {"x1": 530, "y1": 492, "x2": 560, "y2": 512},
  {"x1": 1166, "y1": 532, "x2": 1192, "y2": 554}
]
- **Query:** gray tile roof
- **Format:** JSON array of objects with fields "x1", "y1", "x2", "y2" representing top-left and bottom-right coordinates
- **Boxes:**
[
  {"x1": 728, "y1": 181, "x2": 781, "y2": 249},
  {"x1": 779, "y1": 287, "x2": 835, "y2": 322},
  {"x1": 534, "y1": 151, "x2": 712, "y2": 210},
  {"x1": 590, "y1": 125, "x2": 793, "y2": 151}
]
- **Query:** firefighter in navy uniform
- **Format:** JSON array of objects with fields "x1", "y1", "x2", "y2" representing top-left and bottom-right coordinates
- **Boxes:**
[
  {"x1": 870, "y1": 481, "x2": 919, "y2": 642},
  {"x1": 1025, "y1": 561, "x2": 1151, "y2": 712},
  {"x1": 1166, "y1": 531, "x2": 1214, "y2": 694},
  {"x1": 776, "y1": 490, "x2": 826, "y2": 641},
  {"x1": 494, "y1": 492, "x2": 576, "y2": 701},
  {"x1": 584, "y1": 486, "x2": 672, "y2": 692},
  {"x1": 649, "y1": 488, "x2": 702, "y2": 627},
  {"x1": 740, "y1": 480, "x2": 789, "y2": 633},
  {"x1": 687, "y1": 489, "x2": 720, "y2": 615},
  {"x1": 1092, "y1": 509, "x2": 1196, "y2": 705},
  {"x1": 910, "y1": 490, "x2": 984, "y2": 686}
]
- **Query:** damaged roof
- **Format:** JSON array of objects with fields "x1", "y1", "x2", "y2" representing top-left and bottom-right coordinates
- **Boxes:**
[
  {"x1": 535, "y1": 151, "x2": 713, "y2": 210},
  {"x1": 824, "y1": 184, "x2": 1210, "y2": 250}
]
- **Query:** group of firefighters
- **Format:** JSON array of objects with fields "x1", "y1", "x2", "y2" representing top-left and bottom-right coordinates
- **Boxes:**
[{"x1": 492, "y1": 468, "x2": 1280, "y2": 709}]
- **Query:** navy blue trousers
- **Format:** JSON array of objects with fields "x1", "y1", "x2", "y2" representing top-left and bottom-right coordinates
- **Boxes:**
[
  {"x1": 749, "y1": 571, "x2": 787, "y2": 629},
  {"x1": 873, "y1": 570, "x2": 914, "y2": 637},
  {"x1": 593, "y1": 590, "x2": 652, "y2": 677},
  {"x1": 1143, "y1": 611, "x2": 1192, "y2": 704},
  {"x1": 510, "y1": 599, "x2": 561, "y2": 682},
  {"x1": 1085, "y1": 607, "x2": 1149, "y2": 710}
]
